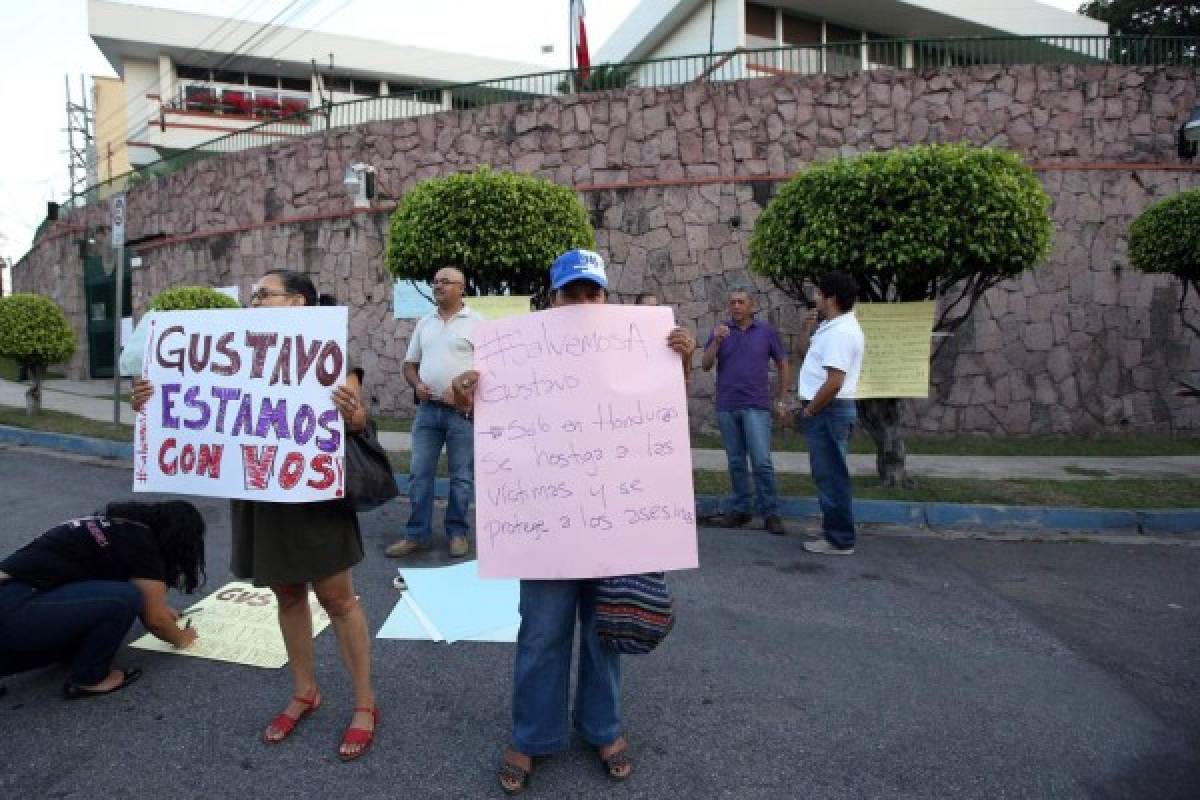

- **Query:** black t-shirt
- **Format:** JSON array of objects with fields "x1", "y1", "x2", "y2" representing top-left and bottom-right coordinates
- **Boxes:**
[{"x1": 0, "y1": 515, "x2": 168, "y2": 590}]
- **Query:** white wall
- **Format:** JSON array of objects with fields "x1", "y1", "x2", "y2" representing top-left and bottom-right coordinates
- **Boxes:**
[
  {"x1": 635, "y1": 0, "x2": 744, "y2": 84},
  {"x1": 121, "y1": 58, "x2": 160, "y2": 145}
]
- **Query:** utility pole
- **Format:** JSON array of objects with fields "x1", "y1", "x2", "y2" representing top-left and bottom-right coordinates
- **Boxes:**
[
  {"x1": 111, "y1": 194, "x2": 126, "y2": 424},
  {"x1": 64, "y1": 74, "x2": 96, "y2": 200}
]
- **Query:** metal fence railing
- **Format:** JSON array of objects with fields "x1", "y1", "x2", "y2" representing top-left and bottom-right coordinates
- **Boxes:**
[{"x1": 61, "y1": 35, "x2": 1200, "y2": 212}]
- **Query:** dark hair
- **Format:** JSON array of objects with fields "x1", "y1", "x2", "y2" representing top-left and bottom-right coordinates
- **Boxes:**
[
  {"x1": 817, "y1": 272, "x2": 858, "y2": 311},
  {"x1": 263, "y1": 269, "x2": 337, "y2": 307},
  {"x1": 104, "y1": 501, "x2": 207, "y2": 593}
]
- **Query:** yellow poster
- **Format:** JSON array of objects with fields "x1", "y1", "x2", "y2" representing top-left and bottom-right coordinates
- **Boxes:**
[
  {"x1": 469, "y1": 296, "x2": 533, "y2": 320},
  {"x1": 853, "y1": 301, "x2": 936, "y2": 399},
  {"x1": 130, "y1": 581, "x2": 331, "y2": 669}
]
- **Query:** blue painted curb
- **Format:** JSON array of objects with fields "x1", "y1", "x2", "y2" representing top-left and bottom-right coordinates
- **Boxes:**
[
  {"x1": 2, "y1": 424, "x2": 1196, "y2": 535},
  {"x1": 690, "y1": 495, "x2": 1195, "y2": 536},
  {"x1": 0, "y1": 425, "x2": 134, "y2": 461}
]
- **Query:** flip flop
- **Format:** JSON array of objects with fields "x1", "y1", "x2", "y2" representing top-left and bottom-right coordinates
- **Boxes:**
[
  {"x1": 598, "y1": 742, "x2": 634, "y2": 782},
  {"x1": 63, "y1": 667, "x2": 142, "y2": 699},
  {"x1": 497, "y1": 756, "x2": 533, "y2": 796}
]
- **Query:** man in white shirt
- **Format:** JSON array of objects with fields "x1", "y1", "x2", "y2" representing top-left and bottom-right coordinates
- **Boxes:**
[
  {"x1": 794, "y1": 272, "x2": 865, "y2": 555},
  {"x1": 386, "y1": 266, "x2": 482, "y2": 560}
]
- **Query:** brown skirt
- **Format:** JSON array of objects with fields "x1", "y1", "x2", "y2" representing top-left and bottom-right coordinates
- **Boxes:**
[{"x1": 230, "y1": 499, "x2": 363, "y2": 587}]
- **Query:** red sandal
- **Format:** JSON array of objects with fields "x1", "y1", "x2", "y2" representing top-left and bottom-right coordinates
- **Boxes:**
[
  {"x1": 262, "y1": 690, "x2": 320, "y2": 744},
  {"x1": 338, "y1": 705, "x2": 379, "y2": 761}
]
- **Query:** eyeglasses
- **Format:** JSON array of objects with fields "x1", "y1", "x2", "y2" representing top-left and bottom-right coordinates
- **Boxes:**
[
  {"x1": 250, "y1": 288, "x2": 295, "y2": 303},
  {"x1": 431, "y1": 278, "x2": 463, "y2": 286}
]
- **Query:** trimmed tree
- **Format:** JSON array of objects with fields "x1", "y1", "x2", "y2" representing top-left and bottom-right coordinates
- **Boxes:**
[
  {"x1": 0, "y1": 294, "x2": 76, "y2": 415},
  {"x1": 386, "y1": 166, "x2": 594, "y2": 305},
  {"x1": 148, "y1": 286, "x2": 242, "y2": 311},
  {"x1": 1128, "y1": 187, "x2": 1200, "y2": 394},
  {"x1": 748, "y1": 144, "x2": 1053, "y2": 486}
]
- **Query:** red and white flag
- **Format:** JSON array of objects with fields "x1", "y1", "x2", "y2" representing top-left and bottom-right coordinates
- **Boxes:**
[{"x1": 572, "y1": 0, "x2": 591, "y2": 81}]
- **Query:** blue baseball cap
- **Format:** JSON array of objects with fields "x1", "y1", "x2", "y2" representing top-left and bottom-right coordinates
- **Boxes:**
[{"x1": 550, "y1": 249, "x2": 608, "y2": 290}]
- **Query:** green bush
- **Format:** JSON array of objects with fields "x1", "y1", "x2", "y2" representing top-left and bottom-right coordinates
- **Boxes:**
[
  {"x1": 1129, "y1": 187, "x2": 1200, "y2": 336},
  {"x1": 0, "y1": 294, "x2": 75, "y2": 368},
  {"x1": 148, "y1": 286, "x2": 241, "y2": 311},
  {"x1": 748, "y1": 143, "x2": 1053, "y2": 317},
  {"x1": 1129, "y1": 188, "x2": 1200, "y2": 283},
  {"x1": 386, "y1": 166, "x2": 594, "y2": 297}
]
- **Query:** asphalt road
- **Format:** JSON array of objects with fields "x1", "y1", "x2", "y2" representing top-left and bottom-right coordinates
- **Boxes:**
[{"x1": 1, "y1": 447, "x2": 1197, "y2": 799}]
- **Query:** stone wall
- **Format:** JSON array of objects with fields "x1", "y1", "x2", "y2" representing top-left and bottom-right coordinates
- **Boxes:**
[{"x1": 16, "y1": 64, "x2": 1200, "y2": 434}]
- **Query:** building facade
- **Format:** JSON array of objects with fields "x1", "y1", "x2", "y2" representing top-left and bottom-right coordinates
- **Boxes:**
[{"x1": 88, "y1": 0, "x2": 547, "y2": 184}]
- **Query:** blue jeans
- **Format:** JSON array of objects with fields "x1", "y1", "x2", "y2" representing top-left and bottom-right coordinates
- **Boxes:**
[
  {"x1": 716, "y1": 408, "x2": 779, "y2": 517},
  {"x1": 405, "y1": 401, "x2": 474, "y2": 542},
  {"x1": 0, "y1": 580, "x2": 143, "y2": 685},
  {"x1": 801, "y1": 399, "x2": 857, "y2": 549},
  {"x1": 511, "y1": 580, "x2": 621, "y2": 755}
]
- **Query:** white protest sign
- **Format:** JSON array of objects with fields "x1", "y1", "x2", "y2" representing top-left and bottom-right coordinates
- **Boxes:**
[
  {"x1": 472, "y1": 305, "x2": 699, "y2": 579},
  {"x1": 130, "y1": 581, "x2": 331, "y2": 669},
  {"x1": 133, "y1": 307, "x2": 348, "y2": 502}
]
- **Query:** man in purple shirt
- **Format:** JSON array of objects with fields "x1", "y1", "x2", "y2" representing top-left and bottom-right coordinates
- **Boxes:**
[{"x1": 701, "y1": 289, "x2": 790, "y2": 534}]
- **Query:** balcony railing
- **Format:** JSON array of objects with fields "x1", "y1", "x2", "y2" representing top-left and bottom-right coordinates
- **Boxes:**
[
  {"x1": 61, "y1": 34, "x2": 1200, "y2": 211},
  {"x1": 168, "y1": 84, "x2": 312, "y2": 120}
]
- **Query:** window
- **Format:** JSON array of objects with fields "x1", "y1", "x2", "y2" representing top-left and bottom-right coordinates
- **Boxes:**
[
  {"x1": 867, "y1": 32, "x2": 903, "y2": 68},
  {"x1": 745, "y1": 2, "x2": 777, "y2": 49},
  {"x1": 323, "y1": 75, "x2": 352, "y2": 92},
  {"x1": 281, "y1": 76, "x2": 310, "y2": 92},
  {"x1": 176, "y1": 65, "x2": 210, "y2": 81},
  {"x1": 782, "y1": 13, "x2": 820, "y2": 46},
  {"x1": 825, "y1": 23, "x2": 860, "y2": 43},
  {"x1": 212, "y1": 69, "x2": 244, "y2": 85},
  {"x1": 352, "y1": 79, "x2": 381, "y2": 96},
  {"x1": 247, "y1": 73, "x2": 278, "y2": 88},
  {"x1": 388, "y1": 82, "x2": 442, "y2": 104}
]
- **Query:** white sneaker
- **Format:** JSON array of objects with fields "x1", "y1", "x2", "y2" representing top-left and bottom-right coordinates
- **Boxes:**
[{"x1": 803, "y1": 539, "x2": 855, "y2": 555}]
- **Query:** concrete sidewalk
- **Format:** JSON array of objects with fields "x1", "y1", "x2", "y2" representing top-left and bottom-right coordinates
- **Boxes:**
[{"x1": 4, "y1": 376, "x2": 1199, "y2": 481}]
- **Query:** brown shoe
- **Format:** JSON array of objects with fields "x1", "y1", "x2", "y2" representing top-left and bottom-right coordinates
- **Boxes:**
[
  {"x1": 385, "y1": 539, "x2": 431, "y2": 559},
  {"x1": 448, "y1": 537, "x2": 469, "y2": 558},
  {"x1": 709, "y1": 512, "x2": 752, "y2": 528}
]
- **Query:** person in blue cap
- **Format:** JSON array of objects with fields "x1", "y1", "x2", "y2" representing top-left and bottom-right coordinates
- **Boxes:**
[{"x1": 449, "y1": 249, "x2": 696, "y2": 795}]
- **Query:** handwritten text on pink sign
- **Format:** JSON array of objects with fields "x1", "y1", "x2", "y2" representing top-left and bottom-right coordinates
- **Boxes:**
[{"x1": 472, "y1": 305, "x2": 699, "y2": 579}]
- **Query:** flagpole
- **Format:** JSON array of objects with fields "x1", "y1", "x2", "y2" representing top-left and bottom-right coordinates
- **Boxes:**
[{"x1": 568, "y1": 0, "x2": 575, "y2": 74}]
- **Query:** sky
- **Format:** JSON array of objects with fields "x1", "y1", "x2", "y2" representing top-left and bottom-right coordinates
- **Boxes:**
[{"x1": 0, "y1": 0, "x2": 1086, "y2": 269}]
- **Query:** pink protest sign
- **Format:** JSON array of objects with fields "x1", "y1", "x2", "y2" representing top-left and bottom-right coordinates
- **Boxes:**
[
  {"x1": 133, "y1": 307, "x2": 348, "y2": 502},
  {"x1": 472, "y1": 305, "x2": 699, "y2": 579}
]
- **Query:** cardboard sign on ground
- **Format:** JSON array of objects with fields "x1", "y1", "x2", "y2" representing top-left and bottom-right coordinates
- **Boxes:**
[{"x1": 130, "y1": 581, "x2": 331, "y2": 669}]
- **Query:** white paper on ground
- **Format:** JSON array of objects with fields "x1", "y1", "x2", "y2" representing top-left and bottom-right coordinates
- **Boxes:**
[
  {"x1": 398, "y1": 561, "x2": 520, "y2": 643},
  {"x1": 375, "y1": 589, "x2": 518, "y2": 643}
]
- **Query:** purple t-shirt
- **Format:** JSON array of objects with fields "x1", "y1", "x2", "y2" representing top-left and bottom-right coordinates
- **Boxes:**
[{"x1": 705, "y1": 318, "x2": 786, "y2": 412}]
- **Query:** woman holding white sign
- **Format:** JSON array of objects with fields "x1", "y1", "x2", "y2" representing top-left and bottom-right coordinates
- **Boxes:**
[{"x1": 132, "y1": 269, "x2": 378, "y2": 761}]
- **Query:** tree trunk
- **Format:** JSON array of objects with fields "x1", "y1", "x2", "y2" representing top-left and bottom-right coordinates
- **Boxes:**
[
  {"x1": 25, "y1": 365, "x2": 43, "y2": 416},
  {"x1": 856, "y1": 398, "x2": 914, "y2": 488}
]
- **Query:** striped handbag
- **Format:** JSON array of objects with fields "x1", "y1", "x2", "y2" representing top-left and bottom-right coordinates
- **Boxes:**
[{"x1": 592, "y1": 572, "x2": 675, "y2": 655}]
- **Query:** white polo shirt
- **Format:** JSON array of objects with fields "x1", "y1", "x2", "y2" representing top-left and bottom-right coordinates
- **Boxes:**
[
  {"x1": 796, "y1": 312, "x2": 865, "y2": 400},
  {"x1": 404, "y1": 306, "x2": 482, "y2": 396}
]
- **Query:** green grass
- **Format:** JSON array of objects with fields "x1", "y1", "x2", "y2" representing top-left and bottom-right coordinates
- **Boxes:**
[
  {"x1": 374, "y1": 416, "x2": 412, "y2": 433},
  {"x1": 0, "y1": 406, "x2": 133, "y2": 442},
  {"x1": 690, "y1": 430, "x2": 1200, "y2": 457},
  {"x1": 692, "y1": 471, "x2": 1200, "y2": 509},
  {"x1": 0, "y1": 404, "x2": 1196, "y2": 508}
]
